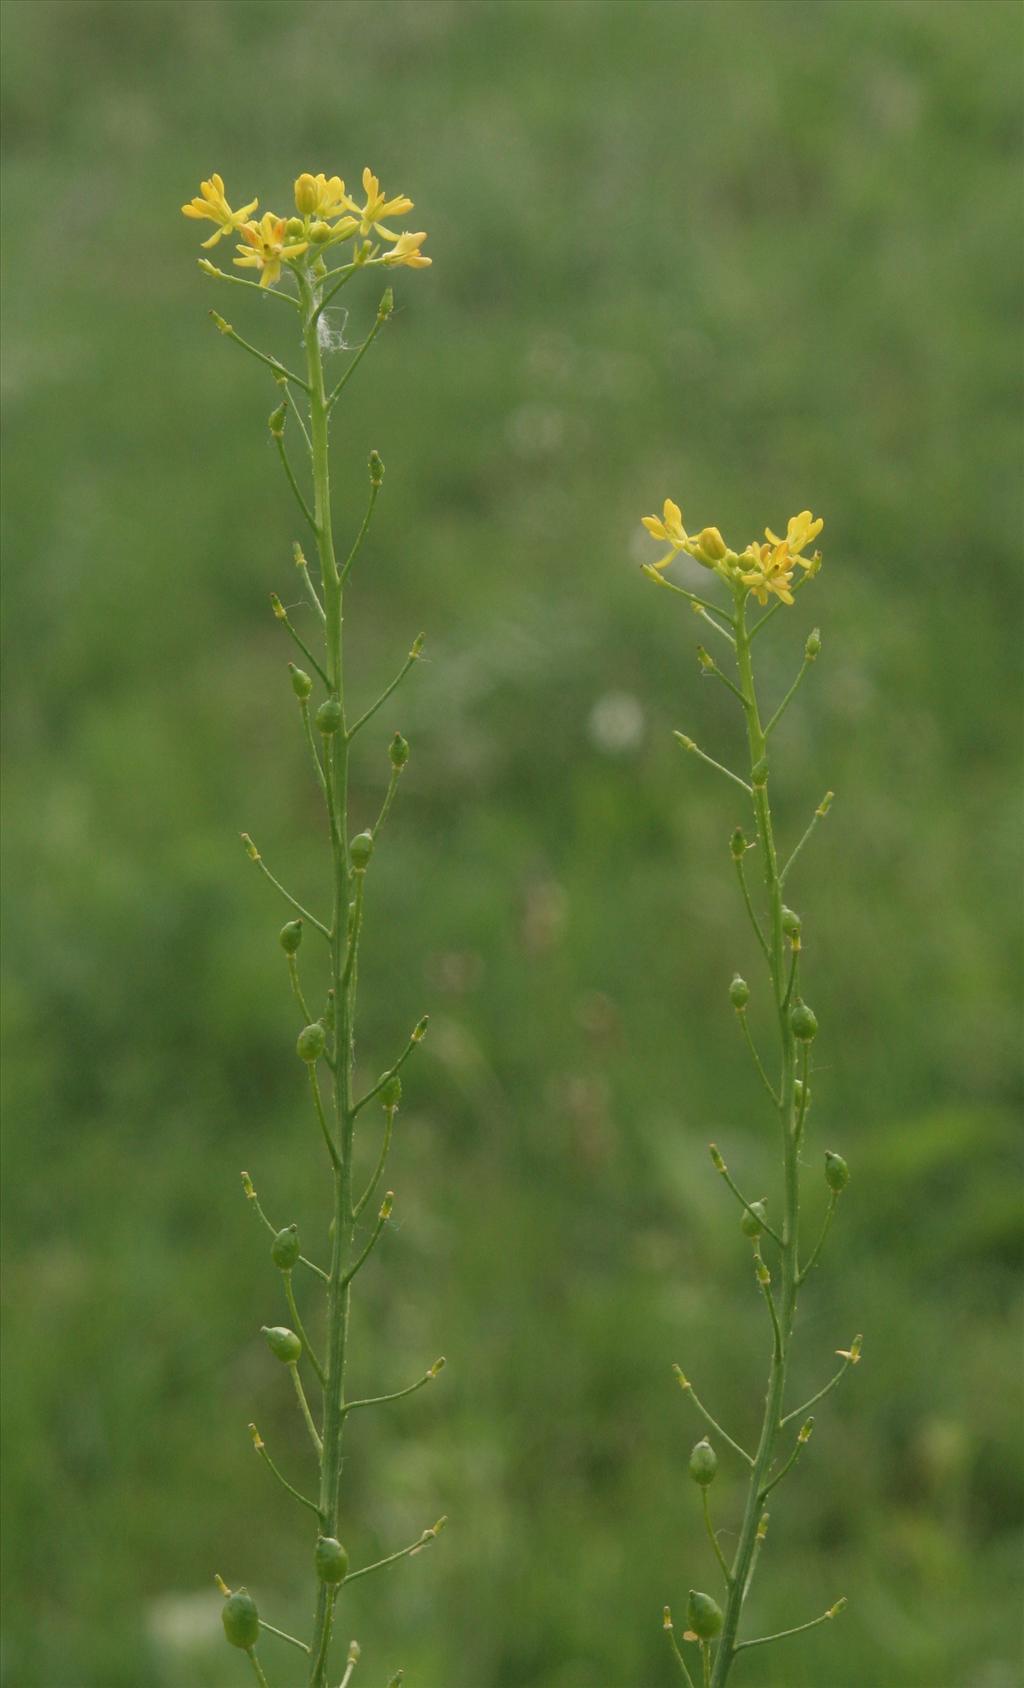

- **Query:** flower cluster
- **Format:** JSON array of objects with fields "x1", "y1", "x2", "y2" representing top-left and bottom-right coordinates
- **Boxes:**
[
  {"x1": 181, "y1": 167, "x2": 430, "y2": 288},
  {"x1": 642, "y1": 500, "x2": 823, "y2": 605}
]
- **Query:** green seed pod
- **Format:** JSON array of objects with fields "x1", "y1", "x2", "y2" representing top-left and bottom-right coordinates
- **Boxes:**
[
  {"x1": 296, "y1": 1022, "x2": 326, "y2": 1063},
  {"x1": 377, "y1": 288, "x2": 395, "y2": 321},
  {"x1": 279, "y1": 919, "x2": 303, "y2": 954},
  {"x1": 730, "y1": 827, "x2": 747, "y2": 861},
  {"x1": 688, "y1": 1438, "x2": 718, "y2": 1487},
  {"x1": 790, "y1": 1001, "x2": 818, "y2": 1042},
  {"x1": 781, "y1": 906, "x2": 801, "y2": 940},
  {"x1": 380, "y1": 1073, "x2": 402, "y2": 1109},
  {"x1": 390, "y1": 731, "x2": 410, "y2": 770},
  {"x1": 825, "y1": 1150, "x2": 850, "y2": 1192},
  {"x1": 271, "y1": 1224, "x2": 300, "y2": 1269},
  {"x1": 289, "y1": 664, "x2": 313, "y2": 700},
  {"x1": 741, "y1": 1199, "x2": 767, "y2": 1238},
  {"x1": 687, "y1": 1589, "x2": 724, "y2": 1641},
  {"x1": 221, "y1": 1587, "x2": 260, "y2": 1649},
  {"x1": 349, "y1": 830, "x2": 374, "y2": 871},
  {"x1": 268, "y1": 402, "x2": 287, "y2": 439},
  {"x1": 261, "y1": 1325, "x2": 302, "y2": 1364},
  {"x1": 729, "y1": 974, "x2": 750, "y2": 1010},
  {"x1": 315, "y1": 1536, "x2": 349, "y2": 1584},
  {"x1": 805, "y1": 627, "x2": 822, "y2": 659},
  {"x1": 369, "y1": 449, "x2": 385, "y2": 486},
  {"x1": 316, "y1": 698, "x2": 343, "y2": 735}
]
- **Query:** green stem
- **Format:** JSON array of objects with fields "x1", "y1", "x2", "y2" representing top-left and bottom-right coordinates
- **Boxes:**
[
  {"x1": 798, "y1": 1191, "x2": 838, "y2": 1285},
  {"x1": 328, "y1": 313, "x2": 389, "y2": 410},
  {"x1": 347, "y1": 638, "x2": 422, "y2": 741},
  {"x1": 299, "y1": 269, "x2": 358, "y2": 1688},
  {"x1": 734, "y1": 1602, "x2": 845, "y2": 1652},
  {"x1": 260, "y1": 1620, "x2": 311, "y2": 1653},
  {"x1": 780, "y1": 791, "x2": 834, "y2": 886},
  {"x1": 732, "y1": 852, "x2": 771, "y2": 964},
  {"x1": 343, "y1": 1358, "x2": 443, "y2": 1416},
  {"x1": 673, "y1": 1367, "x2": 753, "y2": 1467},
  {"x1": 274, "y1": 433, "x2": 317, "y2": 534},
  {"x1": 250, "y1": 1425, "x2": 323, "y2": 1520},
  {"x1": 338, "y1": 483, "x2": 380, "y2": 586},
  {"x1": 246, "y1": 1648, "x2": 271, "y2": 1688},
  {"x1": 674, "y1": 733, "x2": 752, "y2": 794},
  {"x1": 288, "y1": 1361, "x2": 323, "y2": 1459},
  {"x1": 702, "y1": 1487, "x2": 732, "y2": 1587},
  {"x1": 764, "y1": 655, "x2": 813, "y2": 736},
  {"x1": 735, "y1": 1011, "x2": 781, "y2": 1108},
  {"x1": 210, "y1": 312, "x2": 308, "y2": 390},
  {"x1": 353, "y1": 1105, "x2": 396, "y2": 1219},
  {"x1": 343, "y1": 1519, "x2": 446, "y2": 1586},
  {"x1": 709, "y1": 589, "x2": 801, "y2": 1688},
  {"x1": 665, "y1": 1619, "x2": 697, "y2": 1688},
  {"x1": 284, "y1": 1271, "x2": 325, "y2": 1387}
]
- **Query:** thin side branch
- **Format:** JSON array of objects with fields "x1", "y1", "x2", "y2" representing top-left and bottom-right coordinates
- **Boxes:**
[
  {"x1": 209, "y1": 311, "x2": 309, "y2": 390},
  {"x1": 341, "y1": 1194, "x2": 393, "y2": 1288},
  {"x1": 709, "y1": 1144, "x2": 784, "y2": 1247},
  {"x1": 344, "y1": 1357, "x2": 445, "y2": 1416},
  {"x1": 673, "y1": 1366, "x2": 754, "y2": 1466},
  {"x1": 781, "y1": 1337, "x2": 862, "y2": 1426},
  {"x1": 734, "y1": 1600, "x2": 847, "y2": 1653},
  {"x1": 343, "y1": 1517, "x2": 447, "y2": 1586},
  {"x1": 347, "y1": 635, "x2": 424, "y2": 741},
  {"x1": 674, "y1": 732, "x2": 752, "y2": 795},
  {"x1": 352, "y1": 1018, "x2": 428, "y2": 1116},
  {"x1": 249, "y1": 1423, "x2": 322, "y2": 1518},
  {"x1": 241, "y1": 836, "x2": 332, "y2": 939},
  {"x1": 780, "y1": 791, "x2": 834, "y2": 886}
]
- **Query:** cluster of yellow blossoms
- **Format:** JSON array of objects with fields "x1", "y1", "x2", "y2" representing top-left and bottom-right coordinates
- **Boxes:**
[
  {"x1": 642, "y1": 501, "x2": 823, "y2": 605},
  {"x1": 181, "y1": 169, "x2": 430, "y2": 288}
]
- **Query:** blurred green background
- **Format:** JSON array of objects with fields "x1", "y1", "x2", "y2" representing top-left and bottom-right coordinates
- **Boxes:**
[{"x1": 2, "y1": 2, "x2": 1021, "y2": 1685}]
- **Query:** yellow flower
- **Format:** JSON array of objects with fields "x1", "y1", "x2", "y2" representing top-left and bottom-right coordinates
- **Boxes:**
[
  {"x1": 641, "y1": 499, "x2": 688, "y2": 570},
  {"x1": 349, "y1": 167, "x2": 414, "y2": 238},
  {"x1": 294, "y1": 172, "x2": 358, "y2": 231},
  {"x1": 234, "y1": 213, "x2": 309, "y2": 288},
  {"x1": 739, "y1": 542, "x2": 796, "y2": 606},
  {"x1": 765, "y1": 510, "x2": 824, "y2": 569},
  {"x1": 181, "y1": 174, "x2": 258, "y2": 248},
  {"x1": 381, "y1": 230, "x2": 431, "y2": 269}
]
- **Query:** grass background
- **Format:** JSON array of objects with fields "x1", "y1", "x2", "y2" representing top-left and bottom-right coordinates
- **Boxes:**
[{"x1": 2, "y1": 2, "x2": 1021, "y2": 1685}]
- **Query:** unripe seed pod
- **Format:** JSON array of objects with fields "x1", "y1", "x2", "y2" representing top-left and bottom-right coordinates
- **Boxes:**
[
  {"x1": 221, "y1": 1588, "x2": 260, "y2": 1649},
  {"x1": 279, "y1": 919, "x2": 303, "y2": 954},
  {"x1": 261, "y1": 1324, "x2": 302, "y2": 1364},
  {"x1": 825, "y1": 1150, "x2": 850, "y2": 1191},
  {"x1": 390, "y1": 731, "x2": 409, "y2": 770},
  {"x1": 781, "y1": 906, "x2": 801, "y2": 940},
  {"x1": 741, "y1": 1199, "x2": 767, "y2": 1238},
  {"x1": 687, "y1": 1589, "x2": 724, "y2": 1640},
  {"x1": 729, "y1": 974, "x2": 750, "y2": 1010},
  {"x1": 368, "y1": 449, "x2": 385, "y2": 486},
  {"x1": 289, "y1": 664, "x2": 313, "y2": 700},
  {"x1": 751, "y1": 755, "x2": 769, "y2": 788},
  {"x1": 296, "y1": 1022, "x2": 326, "y2": 1063},
  {"x1": 805, "y1": 627, "x2": 822, "y2": 659},
  {"x1": 730, "y1": 827, "x2": 747, "y2": 861},
  {"x1": 349, "y1": 831, "x2": 374, "y2": 871},
  {"x1": 380, "y1": 1073, "x2": 402, "y2": 1109},
  {"x1": 315, "y1": 1536, "x2": 349, "y2": 1584},
  {"x1": 688, "y1": 1437, "x2": 718, "y2": 1487},
  {"x1": 268, "y1": 402, "x2": 287, "y2": 438},
  {"x1": 790, "y1": 1001, "x2": 818, "y2": 1042},
  {"x1": 271, "y1": 1224, "x2": 300, "y2": 1269},
  {"x1": 316, "y1": 698, "x2": 342, "y2": 736},
  {"x1": 377, "y1": 288, "x2": 395, "y2": 321}
]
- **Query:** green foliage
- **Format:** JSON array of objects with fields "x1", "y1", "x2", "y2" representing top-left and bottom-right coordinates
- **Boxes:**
[{"x1": 1, "y1": 2, "x2": 1020, "y2": 1686}]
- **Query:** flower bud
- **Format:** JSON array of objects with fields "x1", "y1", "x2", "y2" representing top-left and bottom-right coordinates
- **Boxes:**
[
  {"x1": 210, "y1": 310, "x2": 232, "y2": 336},
  {"x1": 221, "y1": 1587, "x2": 260, "y2": 1649},
  {"x1": 730, "y1": 827, "x2": 747, "y2": 861},
  {"x1": 729, "y1": 974, "x2": 750, "y2": 1010},
  {"x1": 349, "y1": 830, "x2": 374, "y2": 872},
  {"x1": 696, "y1": 645, "x2": 715, "y2": 671},
  {"x1": 315, "y1": 1536, "x2": 349, "y2": 1584},
  {"x1": 781, "y1": 906, "x2": 801, "y2": 941},
  {"x1": 390, "y1": 731, "x2": 410, "y2": 770},
  {"x1": 688, "y1": 1437, "x2": 718, "y2": 1487},
  {"x1": 369, "y1": 449, "x2": 385, "y2": 486},
  {"x1": 294, "y1": 173, "x2": 319, "y2": 215},
  {"x1": 377, "y1": 287, "x2": 395, "y2": 321},
  {"x1": 271, "y1": 1224, "x2": 300, "y2": 1270},
  {"x1": 289, "y1": 664, "x2": 313, "y2": 700},
  {"x1": 268, "y1": 402, "x2": 286, "y2": 439},
  {"x1": 794, "y1": 1077, "x2": 810, "y2": 1110},
  {"x1": 316, "y1": 698, "x2": 343, "y2": 735},
  {"x1": 279, "y1": 919, "x2": 303, "y2": 954},
  {"x1": 380, "y1": 1073, "x2": 402, "y2": 1109},
  {"x1": 687, "y1": 1589, "x2": 723, "y2": 1640},
  {"x1": 824, "y1": 1150, "x2": 850, "y2": 1192},
  {"x1": 751, "y1": 755, "x2": 769, "y2": 788},
  {"x1": 309, "y1": 220, "x2": 333, "y2": 243},
  {"x1": 790, "y1": 1001, "x2": 818, "y2": 1042},
  {"x1": 296, "y1": 1022, "x2": 326, "y2": 1063},
  {"x1": 285, "y1": 216, "x2": 305, "y2": 238},
  {"x1": 741, "y1": 1199, "x2": 767, "y2": 1239},
  {"x1": 805, "y1": 628, "x2": 822, "y2": 660},
  {"x1": 269, "y1": 592, "x2": 287, "y2": 621},
  {"x1": 694, "y1": 525, "x2": 728, "y2": 563},
  {"x1": 261, "y1": 1325, "x2": 302, "y2": 1364}
]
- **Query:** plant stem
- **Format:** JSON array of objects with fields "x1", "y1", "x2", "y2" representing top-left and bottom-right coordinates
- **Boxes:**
[
  {"x1": 298, "y1": 268, "x2": 356, "y2": 1688},
  {"x1": 709, "y1": 588, "x2": 801, "y2": 1688}
]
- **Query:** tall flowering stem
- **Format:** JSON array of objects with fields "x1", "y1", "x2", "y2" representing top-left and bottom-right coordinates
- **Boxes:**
[
  {"x1": 641, "y1": 506, "x2": 859, "y2": 1688},
  {"x1": 183, "y1": 170, "x2": 441, "y2": 1688}
]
